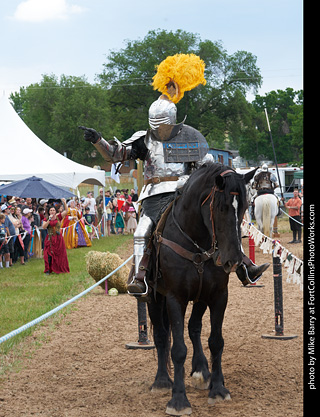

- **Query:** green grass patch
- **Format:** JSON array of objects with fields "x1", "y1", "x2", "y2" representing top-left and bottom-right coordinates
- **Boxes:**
[
  {"x1": 276, "y1": 213, "x2": 293, "y2": 234},
  {"x1": 0, "y1": 234, "x2": 132, "y2": 356}
]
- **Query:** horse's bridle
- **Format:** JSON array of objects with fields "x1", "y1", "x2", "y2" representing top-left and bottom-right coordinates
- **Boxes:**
[
  {"x1": 170, "y1": 169, "x2": 239, "y2": 253},
  {"x1": 201, "y1": 169, "x2": 239, "y2": 249}
]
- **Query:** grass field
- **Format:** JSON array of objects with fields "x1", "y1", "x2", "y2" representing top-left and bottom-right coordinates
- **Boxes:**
[{"x1": 0, "y1": 234, "x2": 133, "y2": 357}]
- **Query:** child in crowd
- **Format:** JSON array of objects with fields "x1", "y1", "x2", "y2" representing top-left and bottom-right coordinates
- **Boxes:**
[
  {"x1": 126, "y1": 206, "x2": 137, "y2": 234},
  {"x1": 83, "y1": 206, "x2": 95, "y2": 240}
]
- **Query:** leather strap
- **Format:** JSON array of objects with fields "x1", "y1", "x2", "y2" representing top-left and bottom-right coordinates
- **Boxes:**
[
  {"x1": 144, "y1": 176, "x2": 179, "y2": 186},
  {"x1": 156, "y1": 235, "x2": 215, "y2": 264},
  {"x1": 155, "y1": 234, "x2": 216, "y2": 303}
]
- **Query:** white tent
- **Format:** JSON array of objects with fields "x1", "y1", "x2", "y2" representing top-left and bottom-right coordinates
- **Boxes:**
[{"x1": 0, "y1": 94, "x2": 105, "y2": 189}]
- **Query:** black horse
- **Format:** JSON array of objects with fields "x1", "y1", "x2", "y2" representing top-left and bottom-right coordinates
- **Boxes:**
[{"x1": 147, "y1": 162, "x2": 256, "y2": 416}]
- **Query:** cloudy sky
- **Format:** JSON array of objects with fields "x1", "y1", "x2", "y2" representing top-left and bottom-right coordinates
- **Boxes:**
[{"x1": 0, "y1": 0, "x2": 303, "y2": 100}]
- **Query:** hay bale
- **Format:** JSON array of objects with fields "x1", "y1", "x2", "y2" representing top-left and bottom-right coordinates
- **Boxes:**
[{"x1": 85, "y1": 251, "x2": 131, "y2": 293}]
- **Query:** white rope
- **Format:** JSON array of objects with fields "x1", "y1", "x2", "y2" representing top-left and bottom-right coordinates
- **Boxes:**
[
  {"x1": 0, "y1": 254, "x2": 133, "y2": 345},
  {"x1": 280, "y1": 208, "x2": 304, "y2": 225}
]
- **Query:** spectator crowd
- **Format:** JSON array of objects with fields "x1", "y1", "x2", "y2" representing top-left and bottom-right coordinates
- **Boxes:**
[{"x1": 0, "y1": 188, "x2": 138, "y2": 270}]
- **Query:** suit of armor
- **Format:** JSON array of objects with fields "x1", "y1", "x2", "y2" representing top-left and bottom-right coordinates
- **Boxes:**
[
  {"x1": 253, "y1": 164, "x2": 279, "y2": 196},
  {"x1": 92, "y1": 98, "x2": 213, "y2": 294}
]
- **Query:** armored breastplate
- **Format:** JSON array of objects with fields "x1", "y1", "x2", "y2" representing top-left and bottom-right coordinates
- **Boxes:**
[
  {"x1": 163, "y1": 125, "x2": 208, "y2": 163},
  {"x1": 144, "y1": 131, "x2": 186, "y2": 181},
  {"x1": 144, "y1": 125, "x2": 208, "y2": 180},
  {"x1": 256, "y1": 172, "x2": 272, "y2": 189}
]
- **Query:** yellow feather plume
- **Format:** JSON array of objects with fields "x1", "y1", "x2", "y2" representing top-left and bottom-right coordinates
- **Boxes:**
[{"x1": 152, "y1": 54, "x2": 206, "y2": 104}]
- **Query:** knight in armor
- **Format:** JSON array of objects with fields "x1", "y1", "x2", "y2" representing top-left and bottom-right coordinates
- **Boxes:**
[
  {"x1": 80, "y1": 54, "x2": 269, "y2": 295},
  {"x1": 253, "y1": 164, "x2": 279, "y2": 195}
]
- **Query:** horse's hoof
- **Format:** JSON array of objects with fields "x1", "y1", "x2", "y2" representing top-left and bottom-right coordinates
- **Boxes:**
[
  {"x1": 151, "y1": 378, "x2": 173, "y2": 393},
  {"x1": 208, "y1": 393, "x2": 231, "y2": 405},
  {"x1": 166, "y1": 406, "x2": 192, "y2": 416},
  {"x1": 166, "y1": 395, "x2": 192, "y2": 416},
  {"x1": 151, "y1": 385, "x2": 172, "y2": 394},
  {"x1": 191, "y1": 371, "x2": 210, "y2": 390}
]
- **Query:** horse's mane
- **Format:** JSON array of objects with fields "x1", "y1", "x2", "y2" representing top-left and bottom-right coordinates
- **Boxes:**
[
  {"x1": 184, "y1": 162, "x2": 221, "y2": 188},
  {"x1": 182, "y1": 162, "x2": 247, "y2": 209},
  {"x1": 182, "y1": 162, "x2": 226, "y2": 195}
]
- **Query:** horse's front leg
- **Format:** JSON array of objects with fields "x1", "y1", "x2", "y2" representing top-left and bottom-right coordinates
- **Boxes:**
[
  {"x1": 208, "y1": 289, "x2": 231, "y2": 405},
  {"x1": 188, "y1": 301, "x2": 210, "y2": 390},
  {"x1": 166, "y1": 293, "x2": 191, "y2": 416},
  {"x1": 148, "y1": 292, "x2": 173, "y2": 392}
]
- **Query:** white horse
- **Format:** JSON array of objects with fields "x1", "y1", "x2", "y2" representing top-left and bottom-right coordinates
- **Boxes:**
[{"x1": 254, "y1": 193, "x2": 278, "y2": 237}]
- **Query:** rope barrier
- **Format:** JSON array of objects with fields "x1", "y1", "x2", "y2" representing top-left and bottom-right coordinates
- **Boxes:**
[
  {"x1": 0, "y1": 254, "x2": 133, "y2": 345},
  {"x1": 280, "y1": 208, "x2": 304, "y2": 226}
]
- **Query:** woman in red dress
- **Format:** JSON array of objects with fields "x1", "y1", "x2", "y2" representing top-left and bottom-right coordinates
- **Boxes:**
[{"x1": 42, "y1": 198, "x2": 70, "y2": 274}]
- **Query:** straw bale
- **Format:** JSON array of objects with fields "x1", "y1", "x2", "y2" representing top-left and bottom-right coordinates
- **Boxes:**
[{"x1": 85, "y1": 251, "x2": 131, "y2": 293}]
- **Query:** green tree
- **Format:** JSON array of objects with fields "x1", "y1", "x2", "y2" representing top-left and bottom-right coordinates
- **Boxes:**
[
  {"x1": 97, "y1": 29, "x2": 262, "y2": 146},
  {"x1": 287, "y1": 102, "x2": 303, "y2": 164},
  {"x1": 248, "y1": 88, "x2": 303, "y2": 164},
  {"x1": 10, "y1": 75, "x2": 121, "y2": 165},
  {"x1": 10, "y1": 29, "x2": 264, "y2": 165}
]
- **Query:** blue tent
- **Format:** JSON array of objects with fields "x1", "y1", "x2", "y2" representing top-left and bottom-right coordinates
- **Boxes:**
[{"x1": 0, "y1": 176, "x2": 76, "y2": 199}]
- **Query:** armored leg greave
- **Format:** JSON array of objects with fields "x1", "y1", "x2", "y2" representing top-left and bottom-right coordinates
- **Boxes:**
[
  {"x1": 127, "y1": 213, "x2": 153, "y2": 296},
  {"x1": 133, "y1": 214, "x2": 153, "y2": 275}
]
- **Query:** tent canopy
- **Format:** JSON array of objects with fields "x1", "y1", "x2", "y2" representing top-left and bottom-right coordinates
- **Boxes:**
[
  {"x1": 0, "y1": 176, "x2": 77, "y2": 199},
  {"x1": 293, "y1": 170, "x2": 303, "y2": 179},
  {"x1": 0, "y1": 94, "x2": 105, "y2": 189}
]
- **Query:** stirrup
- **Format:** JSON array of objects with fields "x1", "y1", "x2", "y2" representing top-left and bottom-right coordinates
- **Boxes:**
[{"x1": 127, "y1": 276, "x2": 149, "y2": 297}]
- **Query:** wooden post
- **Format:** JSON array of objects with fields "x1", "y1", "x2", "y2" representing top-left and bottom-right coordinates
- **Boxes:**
[{"x1": 262, "y1": 248, "x2": 297, "y2": 340}]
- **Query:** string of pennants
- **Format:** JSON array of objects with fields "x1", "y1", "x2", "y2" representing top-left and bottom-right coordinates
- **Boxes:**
[{"x1": 241, "y1": 219, "x2": 303, "y2": 291}]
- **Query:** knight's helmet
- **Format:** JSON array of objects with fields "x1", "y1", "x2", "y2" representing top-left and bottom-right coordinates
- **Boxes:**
[
  {"x1": 148, "y1": 54, "x2": 206, "y2": 131},
  {"x1": 148, "y1": 97, "x2": 177, "y2": 130},
  {"x1": 261, "y1": 163, "x2": 268, "y2": 172}
]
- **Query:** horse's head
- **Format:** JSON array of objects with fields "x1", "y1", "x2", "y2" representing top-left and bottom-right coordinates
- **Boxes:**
[{"x1": 201, "y1": 166, "x2": 257, "y2": 274}]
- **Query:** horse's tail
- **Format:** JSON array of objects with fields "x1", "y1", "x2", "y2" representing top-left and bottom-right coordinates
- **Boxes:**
[{"x1": 262, "y1": 197, "x2": 271, "y2": 236}]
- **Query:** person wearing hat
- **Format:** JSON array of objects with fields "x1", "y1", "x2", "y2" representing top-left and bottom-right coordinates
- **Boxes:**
[
  {"x1": 39, "y1": 199, "x2": 48, "y2": 207},
  {"x1": 61, "y1": 199, "x2": 92, "y2": 248},
  {"x1": 8, "y1": 198, "x2": 16, "y2": 205},
  {"x1": 83, "y1": 206, "x2": 94, "y2": 240}
]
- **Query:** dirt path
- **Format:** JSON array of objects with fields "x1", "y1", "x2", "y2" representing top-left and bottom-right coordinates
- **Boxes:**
[{"x1": 0, "y1": 235, "x2": 303, "y2": 417}]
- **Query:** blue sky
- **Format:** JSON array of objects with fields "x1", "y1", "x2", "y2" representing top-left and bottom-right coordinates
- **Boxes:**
[{"x1": 0, "y1": 0, "x2": 303, "y2": 100}]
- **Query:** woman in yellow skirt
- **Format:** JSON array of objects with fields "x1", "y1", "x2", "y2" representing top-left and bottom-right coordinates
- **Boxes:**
[{"x1": 61, "y1": 200, "x2": 92, "y2": 249}]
